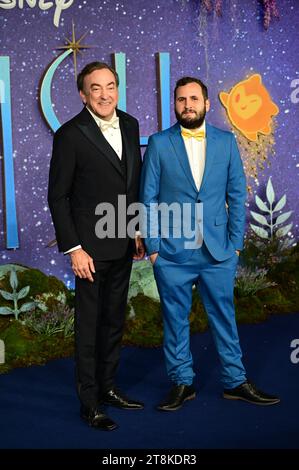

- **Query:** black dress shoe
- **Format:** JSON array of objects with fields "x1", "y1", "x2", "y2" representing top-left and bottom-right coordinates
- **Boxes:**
[
  {"x1": 103, "y1": 388, "x2": 144, "y2": 410},
  {"x1": 80, "y1": 405, "x2": 118, "y2": 431},
  {"x1": 223, "y1": 380, "x2": 280, "y2": 406},
  {"x1": 157, "y1": 384, "x2": 196, "y2": 411}
]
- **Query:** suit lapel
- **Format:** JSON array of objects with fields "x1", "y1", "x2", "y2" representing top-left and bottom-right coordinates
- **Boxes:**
[
  {"x1": 198, "y1": 123, "x2": 217, "y2": 195},
  {"x1": 75, "y1": 108, "x2": 123, "y2": 177},
  {"x1": 169, "y1": 123, "x2": 198, "y2": 193},
  {"x1": 117, "y1": 110, "x2": 134, "y2": 191}
]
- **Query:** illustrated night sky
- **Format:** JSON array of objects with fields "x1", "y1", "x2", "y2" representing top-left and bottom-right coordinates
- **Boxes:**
[{"x1": 0, "y1": 0, "x2": 298, "y2": 287}]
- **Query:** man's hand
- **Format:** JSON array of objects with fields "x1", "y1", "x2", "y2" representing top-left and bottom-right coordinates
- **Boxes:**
[
  {"x1": 235, "y1": 250, "x2": 240, "y2": 256},
  {"x1": 69, "y1": 248, "x2": 95, "y2": 282},
  {"x1": 149, "y1": 252, "x2": 158, "y2": 264},
  {"x1": 133, "y1": 236, "x2": 145, "y2": 260}
]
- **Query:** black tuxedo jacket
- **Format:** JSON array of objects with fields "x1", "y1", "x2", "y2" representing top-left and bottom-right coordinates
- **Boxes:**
[{"x1": 48, "y1": 107, "x2": 142, "y2": 261}]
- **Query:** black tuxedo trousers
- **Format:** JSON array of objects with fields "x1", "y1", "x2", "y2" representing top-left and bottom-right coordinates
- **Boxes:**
[{"x1": 75, "y1": 249, "x2": 133, "y2": 408}]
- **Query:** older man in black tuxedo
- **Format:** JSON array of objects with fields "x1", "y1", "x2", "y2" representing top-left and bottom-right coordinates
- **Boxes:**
[{"x1": 48, "y1": 62, "x2": 144, "y2": 431}]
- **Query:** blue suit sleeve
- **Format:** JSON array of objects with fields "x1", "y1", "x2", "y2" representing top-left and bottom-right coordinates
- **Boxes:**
[
  {"x1": 139, "y1": 135, "x2": 161, "y2": 255},
  {"x1": 226, "y1": 134, "x2": 247, "y2": 251}
]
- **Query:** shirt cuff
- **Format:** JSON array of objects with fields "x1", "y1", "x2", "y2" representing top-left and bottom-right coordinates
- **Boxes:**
[{"x1": 64, "y1": 245, "x2": 82, "y2": 255}]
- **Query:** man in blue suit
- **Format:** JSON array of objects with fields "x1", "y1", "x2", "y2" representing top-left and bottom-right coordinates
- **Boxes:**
[{"x1": 140, "y1": 76, "x2": 280, "y2": 410}]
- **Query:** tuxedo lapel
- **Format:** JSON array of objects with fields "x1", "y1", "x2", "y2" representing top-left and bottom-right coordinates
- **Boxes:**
[
  {"x1": 75, "y1": 108, "x2": 123, "y2": 177},
  {"x1": 198, "y1": 123, "x2": 217, "y2": 195},
  {"x1": 117, "y1": 110, "x2": 135, "y2": 191},
  {"x1": 169, "y1": 123, "x2": 198, "y2": 193}
]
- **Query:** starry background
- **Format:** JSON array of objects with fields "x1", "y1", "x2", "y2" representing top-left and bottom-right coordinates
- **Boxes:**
[{"x1": 0, "y1": 0, "x2": 298, "y2": 287}]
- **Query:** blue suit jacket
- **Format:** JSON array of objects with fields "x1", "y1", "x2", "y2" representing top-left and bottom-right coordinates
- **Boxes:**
[{"x1": 139, "y1": 122, "x2": 246, "y2": 263}]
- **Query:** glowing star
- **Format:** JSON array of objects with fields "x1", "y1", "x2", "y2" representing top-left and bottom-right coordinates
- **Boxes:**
[
  {"x1": 219, "y1": 74, "x2": 279, "y2": 141},
  {"x1": 57, "y1": 20, "x2": 95, "y2": 78}
]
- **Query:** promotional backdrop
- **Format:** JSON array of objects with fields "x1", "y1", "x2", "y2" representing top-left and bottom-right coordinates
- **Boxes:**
[{"x1": 0, "y1": 0, "x2": 298, "y2": 287}]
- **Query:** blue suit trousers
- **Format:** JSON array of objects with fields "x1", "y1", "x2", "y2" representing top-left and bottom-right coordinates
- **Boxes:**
[{"x1": 153, "y1": 243, "x2": 246, "y2": 389}]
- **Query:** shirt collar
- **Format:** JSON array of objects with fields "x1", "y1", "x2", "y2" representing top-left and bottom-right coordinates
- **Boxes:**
[{"x1": 86, "y1": 106, "x2": 117, "y2": 127}]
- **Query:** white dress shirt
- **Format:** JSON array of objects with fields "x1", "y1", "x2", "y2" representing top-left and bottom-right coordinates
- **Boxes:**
[
  {"x1": 88, "y1": 107, "x2": 123, "y2": 159},
  {"x1": 181, "y1": 121, "x2": 206, "y2": 191}
]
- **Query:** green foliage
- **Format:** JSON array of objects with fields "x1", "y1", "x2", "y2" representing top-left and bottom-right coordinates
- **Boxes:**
[
  {"x1": 235, "y1": 296, "x2": 268, "y2": 324},
  {"x1": 0, "y1": 268, "x2": 35, "y2": 319},
  {"x1": 1, "y1": 321, "x2": 33, "y2": 356},
  {"x1": 127, "y1": 260, "x2": 160, "y2": 317},
  {"x1": 250, "y1": 176, "x2": 293, "y2": 242},
  {"x1": 241, "y1": 235, "x2": 295, "y2": 271},
  {"x1": 0, "y1": 266, "x2": 71, "y2": 304},
  {"x1": 0, "y1": 319, "x2": 74, "y2": 374},
  {"x1": 235, "y1": 266, "x2": 276, "y2": 298},
  {"x1": 129, "y1": 260, "x2": 159, "y2": 300},
  {"x1": 0, "y1": 264, "x2": 27, "y2": 281},
  {"x1": 34, "y1": 291, "x2": 74, "y2": 312},
  {"x1": 0, "y1": 266, "x2": 76, "y2": 373},
  {"x1": 250, "y1": 177, "x2": 293, "y2": 240},
  {"x1": 256, "y1": 287, "x2": 293, "y2": 314},
  {"x1": 123, "y1": 294, "x2": 163, "y2": 347},
  {"x1": 266, "y1": 243, "x2": 299, "y2": 311},
  {"x1": 22, "y1": 305, "x2": 74, "y2": 338}
]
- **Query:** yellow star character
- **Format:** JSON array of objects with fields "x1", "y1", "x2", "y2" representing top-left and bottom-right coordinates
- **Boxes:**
[{"x1": 219, "y1": 74, "x2": 279, "y2": 141}]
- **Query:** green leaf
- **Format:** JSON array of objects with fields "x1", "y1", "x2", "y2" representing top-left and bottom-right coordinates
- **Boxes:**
[
  {"x1": 266, "y1": 177, "x2": 275, "y2": 205},
  {"x1": 19, "y1": 302, "x2": 36, "y2": 313},
  {"x1": 250, "y1": 224, "x2": 269, "y2": 239},
  {"x1": 280, "y1": 237, "x2": 294, "y2": 249},
  {"x1": 275, "y1": 211, "x2": 292, "y2": 226},
  {"x1": 273, "y1": 195, "x2": 286, "y2": 212},
  {"x1": 128, "y1": 260, "x2": 160, "y2": 301},
  {"x1": 275, "y1": 223, "x2": 293, "y2": 238},
  {"x1": 36, "y1": 302, "x2": 48, "y2": 312},
  {"x1": 9, "y1": 268, "x2": 18, "y2": 290},
  {"x1": 250, "y1": 211, "x2": 269, "y2": 226},
  {"x1": 0, "y1": 306, "x2": 14, "y2": 315},
  {"x1": 0, "y1": 290, "x2": 14, "y2": 301},
  {"x1": 255, "y1": 195, "x2": 269, "y2": 213},
  {"x1": 17, "y1": 286, "x2": 30, "y2": 300}
]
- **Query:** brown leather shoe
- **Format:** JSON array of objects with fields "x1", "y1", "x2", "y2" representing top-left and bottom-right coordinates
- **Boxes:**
[
  {"x1": 223, "y1": 380, "x2": 280, "y2": 405},
  {"x1": 157, "y1": 384, "x2": 196, "y2": 411},
  {"x1": 80, "y1": 405, "x2": 118, "y2": 430},
  {"x1": 103, "y1": 388, "x2": 144, "y2": 410}
]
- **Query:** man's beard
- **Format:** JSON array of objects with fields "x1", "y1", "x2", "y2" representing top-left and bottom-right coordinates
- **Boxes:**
[{"x1": 175, "y1": 107, "x2": 206, "y2": 129}]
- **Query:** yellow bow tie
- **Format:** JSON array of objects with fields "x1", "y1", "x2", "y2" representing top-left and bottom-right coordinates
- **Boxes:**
[
  {"x1": 99, "y1": 116, "x2": 119, "y2": 132},
  {"x1": 181, "y1": 128, "x2": 205, "y2": 141}
]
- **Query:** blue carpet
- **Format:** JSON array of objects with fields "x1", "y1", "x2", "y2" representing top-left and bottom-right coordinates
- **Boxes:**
[{"x1": 0, "y1": 313, "x2": 298, "y2": 449}]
